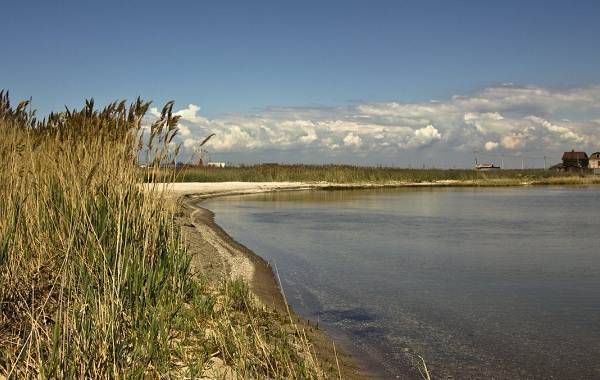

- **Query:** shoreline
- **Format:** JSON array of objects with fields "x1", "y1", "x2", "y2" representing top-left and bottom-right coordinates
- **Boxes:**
[
  {"x1": 150, "y1": 177, "x2": 600, "y2": 200},
  {"x1": 168, "y1": 181, "x2": 599, "y2": 379},
  {"x1": 175, "y1": 185, "x2": 372, "y2": 379}
]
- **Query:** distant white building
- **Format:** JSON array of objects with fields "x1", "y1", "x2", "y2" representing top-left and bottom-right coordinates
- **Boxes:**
[
  {"x1": 207, "y1": 162, "x2": 226, "y2": 168},
  {"x1": 475, "y1": 163, "x2": 500, "y2": 171},
  {"x1": 589, "y1": 152, "x2": 600, "y2": 169}
]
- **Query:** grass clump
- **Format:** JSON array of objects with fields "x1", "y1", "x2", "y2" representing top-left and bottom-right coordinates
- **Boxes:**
[{"x1": 0, "y1": 91, "x2": 326, "y2": 379}]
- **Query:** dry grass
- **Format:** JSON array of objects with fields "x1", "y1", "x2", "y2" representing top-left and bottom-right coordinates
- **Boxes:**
[{"x1": 0, "y1": 92, "x2": 327, "y2": 379}]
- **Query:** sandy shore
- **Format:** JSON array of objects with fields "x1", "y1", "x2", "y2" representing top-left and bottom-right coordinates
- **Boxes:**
[
  {"x1": 151, "y1": 179, "x2": 478, "y2": 200},
  {"x1": 172, "y1": 182, "x2": 371, "y2": 379},
  {"x1": 153, "y1": 180, "x2": 393, "y2": 198}
]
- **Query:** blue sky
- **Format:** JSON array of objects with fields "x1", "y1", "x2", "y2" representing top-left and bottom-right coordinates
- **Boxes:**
[{"x1": 2, "y1": 1, "x2": 600, "y2": 166}]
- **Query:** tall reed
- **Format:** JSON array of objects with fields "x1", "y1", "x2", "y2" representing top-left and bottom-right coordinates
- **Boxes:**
[{"x1": 0, "y1": 92, "x2": 325, "y2": 378}]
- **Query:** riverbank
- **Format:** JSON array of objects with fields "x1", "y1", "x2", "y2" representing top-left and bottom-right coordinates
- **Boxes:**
[
  {"x1": 165, "y1": 182, "x2": 439, "y2": 379},
  {"x1": 151, "y1": 175, "x2": 600, "y2": 199},
  {"x1": 174, "y1": 188, "x2": 369, "y2": 379},
  {"x1": 164, "y1": 182, "x2": 458, "y2": 378},
  {"x1": 151, "y1": 164, "x2": 600, "y2": 187},
  {"x1": 1, "y1": 97, "x2": 349, "y2": 378}
]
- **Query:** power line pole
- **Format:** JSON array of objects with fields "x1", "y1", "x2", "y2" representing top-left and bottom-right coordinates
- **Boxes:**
[
  {"x1": 521, "y1": 157, "x2": 525, "y2": 170},
  {"x1": 544, "y1": 156, "x2": 547, "y2": 170}
]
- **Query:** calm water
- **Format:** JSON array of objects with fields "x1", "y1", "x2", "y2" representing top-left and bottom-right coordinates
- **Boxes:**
[{"x1": 204, "y1": 187, "x2": 600, "y2": 379}]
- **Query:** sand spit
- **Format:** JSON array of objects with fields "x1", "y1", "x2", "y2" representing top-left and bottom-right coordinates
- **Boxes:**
[{"x1": 149, "y1": 179, "x2": 472, "y2": 200}]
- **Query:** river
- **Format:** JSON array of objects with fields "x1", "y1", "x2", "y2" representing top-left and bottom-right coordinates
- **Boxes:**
[{"x1": 204, "y1": 187, "x2": 600, "y2": 379}]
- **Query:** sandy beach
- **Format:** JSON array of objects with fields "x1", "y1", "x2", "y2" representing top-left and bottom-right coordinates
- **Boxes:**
[{"x1": 150, "y1": 179, "x2": 481, "y2": 200}]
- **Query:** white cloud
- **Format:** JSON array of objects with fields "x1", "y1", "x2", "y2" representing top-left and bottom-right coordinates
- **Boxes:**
[
  {"x1": 343, "y1": 133, "x2": 362, "y2": 148},
  {"x1": 525, "y1": 116, "x2": 584, "y2": 143},
  {"x1": 322, "y1": 137, "x2": 340, "y2": 150},
  {"x1": 299, "y1": 128, "x2": 318, "y2": 144},
  {"x1": 501, "y1": 127, "x2": 535, "y2": 150},
  {"x1": 149, "y1": 107, "x2": 161, "y2": 118},
  {"x1": 484, "y1": 141, "x2": 499, "y2": 151},
  {"x1": 158, "y1": 84, "x2": 600, "y2": 165},
  {"x1": 177, "y1": 123, "x2": 191, "y2": 136},
  {"x1": 407, "y1": 125, "x2": 442, "y2": 148},
  {"x1": 464, "y1": 112, "x2": 507, "y2": 134},
  {"x1": 175, "y1": 104, "x2": 209, "y2": 125}
]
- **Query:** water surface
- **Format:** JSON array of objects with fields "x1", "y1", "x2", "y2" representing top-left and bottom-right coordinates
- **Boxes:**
[{"x1": 204, "y1": 187, "x2": 600, "y2": 379}]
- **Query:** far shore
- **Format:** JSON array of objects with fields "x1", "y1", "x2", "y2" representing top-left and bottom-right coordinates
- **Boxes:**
[
  {"x1": 149, "y1": 176, "x2": 600, "y2": 200},
  {"x1": 149, "y1": 164, "x2": 600, "y2": 188}
]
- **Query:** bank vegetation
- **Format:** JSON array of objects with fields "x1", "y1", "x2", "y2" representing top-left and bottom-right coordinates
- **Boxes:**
[
  {"x1": 0, "y1": 92, "x2": 329, "y2": 378},
  {"x1": 158, "y1": 165, "x2": 600, "y2": 186}
]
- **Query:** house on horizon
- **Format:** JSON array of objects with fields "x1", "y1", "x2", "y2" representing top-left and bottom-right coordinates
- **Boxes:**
[
  {"x1": 561, "y1": 150, "x2": 589, "y2": 171},
  {"x1": 589, "y1": 152, "x2": 600, "y2": 169},
  {"x1": 475, "y1": 163, "x2": 501, "y2": 171},
  {"x1": 207, "y1": 162, "x2": 226, "y2": 168}
]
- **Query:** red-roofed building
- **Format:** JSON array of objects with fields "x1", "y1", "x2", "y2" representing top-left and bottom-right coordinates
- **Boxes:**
[{"x1": 562, "y1": 150, "x2": 589, "y2": 169}]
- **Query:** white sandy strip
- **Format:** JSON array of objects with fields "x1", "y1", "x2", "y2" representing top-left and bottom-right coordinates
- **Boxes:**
[
  {"x1": 145, "y1": 179, "x2": 473, "y2": 198},
  {"x1": 146, "y1": 181, "x2": 320, "y2": 198},
  {"x1": 144, "y1": 180, "x2": 472, "y2": 199}
]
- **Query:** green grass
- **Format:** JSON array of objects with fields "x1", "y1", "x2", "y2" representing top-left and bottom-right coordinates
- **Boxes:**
[
  {"x1": 155, "y1": 164, "x2": 600, "y2": 186},
  {"x1": 0, "y1": 92, "x2": 327, "y2": 379}
]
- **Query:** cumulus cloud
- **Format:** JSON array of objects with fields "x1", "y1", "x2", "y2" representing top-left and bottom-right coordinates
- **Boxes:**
[
  {"x1": 343, "y1": 133, "x2": 362, "y2": 148},
  {"x1": 159, "y1": 84, "x2": 600, "y2": 165},
  {"x1": 525, "y1": 116, "x2": 584, "y2": 143},
  {"x1": 175, "y1": 104, "x2": 210, "y2": 125},
  {"x1": 408, "y1": 125, "x2": 441, "y2": 148},
  {"x1": 484, "y1": 141, "x2": 499, "y2": 151}
]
